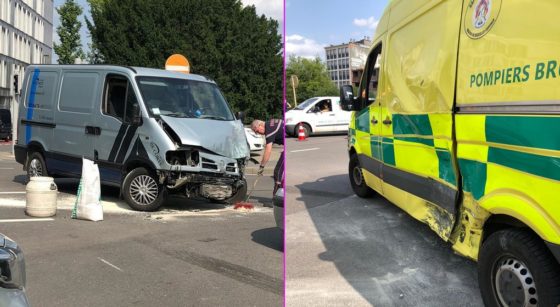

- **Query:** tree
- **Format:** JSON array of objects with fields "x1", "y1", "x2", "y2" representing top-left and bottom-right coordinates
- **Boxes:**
[
  {"x1": 54, "y1": 0, "x2": 84, "y2": 64},
  {"x1": 286, "y1": 56, "x2": 339, "y2": 108},
  {"x1": 86, "y1": 0, "x2": 282, "y2": 120}
]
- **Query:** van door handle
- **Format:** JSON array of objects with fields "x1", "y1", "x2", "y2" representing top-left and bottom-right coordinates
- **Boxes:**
[
  {"x1": 371, "y1": 117, "x2": 378, "y2": 124},
  {"x1": 85, "y1": 126, "x2": 101, "y2": 135},
  {"x1": 383, "y1": 117, "x2": 392, "y2": 125},
  {"x1": 329, "y1": 114, "x2": 336, "y2": 116}
]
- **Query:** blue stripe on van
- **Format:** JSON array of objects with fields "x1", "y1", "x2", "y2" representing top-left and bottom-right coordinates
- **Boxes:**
[{"x1": 25, "y1": 69, "x2": 41, "y2": 145}]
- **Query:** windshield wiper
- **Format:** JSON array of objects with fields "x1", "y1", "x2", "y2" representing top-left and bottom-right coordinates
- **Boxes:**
[
  {"x1": 199, "y1": 115, "x2": 227, "y2": 120},
  {"x1": 164, "y1": 113, "x2": 194, "y2": 118}
]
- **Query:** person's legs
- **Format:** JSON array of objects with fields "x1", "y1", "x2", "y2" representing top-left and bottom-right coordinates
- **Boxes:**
[{"x1": 273, "y1": 151, "x2": 284, "y2": 193}]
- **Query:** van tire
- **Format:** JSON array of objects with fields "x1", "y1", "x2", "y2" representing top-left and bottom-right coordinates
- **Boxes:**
[
  {"x1": 122, "y1": 167, "x2": 165, "y2": 211},
  {"x1": 27, "y1": 152, "x2": 47, "y2": 177},
  {"x1": 349, "y1": 154, "x2": 374, "y2": 198},
  {"x1": 478, "y1": 229, "x2": 560, "y2": 307}
]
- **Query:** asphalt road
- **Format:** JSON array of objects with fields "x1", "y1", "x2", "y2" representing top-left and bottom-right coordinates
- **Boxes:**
[
  {"x1": 0, "y1": 141, "x2": 283, "y2": 307},
  {"x1": 285, "y1": 135, "x2": 483, "y2": 306}
]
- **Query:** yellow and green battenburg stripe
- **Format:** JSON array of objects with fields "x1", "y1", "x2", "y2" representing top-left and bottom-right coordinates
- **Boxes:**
[
  {"x1": 458, "y1": 115, "x2": 560, "y2": 200},
  {"x1": 353, "y1": 111, "x2": 457, "y2": 186}
]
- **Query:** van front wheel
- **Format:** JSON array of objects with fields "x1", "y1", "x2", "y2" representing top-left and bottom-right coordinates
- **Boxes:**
[
  {"x1": 478, "y1": 229, "x2": 560, "y2": 307},
  {"x1": 349, "y1": 154, "x2": 374, "y2": 198},
  {"x1": 123, "y1": 167, "x2": 165, "y2": 211}
]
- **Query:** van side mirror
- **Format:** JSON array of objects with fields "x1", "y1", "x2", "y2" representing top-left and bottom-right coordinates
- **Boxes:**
[
  {"x1": 340, "y1": 85, "x2": 356, "y2": 111},
  {"x1": 131, "y1": 104, "x2": 142, "y2": 126},
  {"x1": 236, "y1": 111, "x2": 245, "y2": 122}
]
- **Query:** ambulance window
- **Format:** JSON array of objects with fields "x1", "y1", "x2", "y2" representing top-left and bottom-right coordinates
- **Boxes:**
[{"x1": 363, "y1": 44, "x2": 382, "y2": 106}]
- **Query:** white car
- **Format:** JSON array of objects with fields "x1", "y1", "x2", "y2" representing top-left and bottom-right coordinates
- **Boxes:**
[
  {"x1": 285, "y1": 96, "x2": 351, "y2": 137},
  {"x1": 244, "y1": 127, "x2": 265, "y2": 151}
]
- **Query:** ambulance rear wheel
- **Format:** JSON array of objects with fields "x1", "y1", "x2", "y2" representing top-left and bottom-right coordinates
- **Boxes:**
[
  {"x1": 123, "y1": 167, "x2": 166, "y2": 211},
  {"x1": 478, "y1": 229, "x2": 560, "y2": 307},
  {"x1": 349, "y1": 154, "x2": 374, "y2": 198}
]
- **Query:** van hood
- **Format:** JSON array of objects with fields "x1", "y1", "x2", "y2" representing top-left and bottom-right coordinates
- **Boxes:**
[{"x1": 160, "y1": 116, "x2": 250, "y2": 159}]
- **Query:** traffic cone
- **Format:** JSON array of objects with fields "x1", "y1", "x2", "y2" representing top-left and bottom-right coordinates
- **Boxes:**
[{"x1": 297, "y1": 124, "x2": 307, "y2": 141}]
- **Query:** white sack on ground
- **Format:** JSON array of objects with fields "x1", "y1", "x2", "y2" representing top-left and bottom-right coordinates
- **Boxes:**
[{"x1": 72, "y1": 158, "x2": 103, "y2": 221}]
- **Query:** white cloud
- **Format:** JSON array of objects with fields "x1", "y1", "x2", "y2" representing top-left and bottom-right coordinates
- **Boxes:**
[
  {"x1": 353, "y1": 16, "x2": 379, "y2": 30},
  {"x1": 241, "y1": 0, "x2": 283, "y2": 21},
  {"x1": 286, "y1": 34, "x2": 325, "y2": 60}
]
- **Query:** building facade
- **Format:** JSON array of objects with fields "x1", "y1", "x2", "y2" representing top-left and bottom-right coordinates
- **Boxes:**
[
  {"x1": 0, "y1": 0, "x2": 53, "y2": 110},
  {"x1": 325, "y1": 38, "x2": 371, "y2": 88}
]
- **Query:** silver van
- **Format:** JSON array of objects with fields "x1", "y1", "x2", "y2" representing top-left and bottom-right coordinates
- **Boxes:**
[{"x1": 14, "y1": 65, "x2": 250, "y2": 211}]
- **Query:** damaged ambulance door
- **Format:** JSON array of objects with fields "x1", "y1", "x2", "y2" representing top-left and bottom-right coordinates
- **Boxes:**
[
  {"x1": 354, "y1": 43, "x2": 384, "y2": 194},
  {"x1": 379, "y1": 0, "x2": 463, "y2": 241}
]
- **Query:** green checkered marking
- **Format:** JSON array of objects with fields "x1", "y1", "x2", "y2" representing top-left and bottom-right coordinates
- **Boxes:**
[
  {"x1": 356, "y1": 108, "x2": 370, "y2": 132},
  {"x1": 488, "y1": 147, "x2": 560, "y2": 182},
  {"x1": 382, "y1": 137, "x2": 395, "y2": 166},
  {"x1": 436, "y1": 149, "x2": 457, "y2": 185},
  {"x1": 486, "y1": 116, "x2": 560, "y2": 151},
  {"x1": 458, "y1": 158, "x2": 487, "y2": 200}
]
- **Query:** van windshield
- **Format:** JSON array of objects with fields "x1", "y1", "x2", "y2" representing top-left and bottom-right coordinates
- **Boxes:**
[
  {"x1": 293, "y1": 97, "x2": 319, "y2": 110},
  {"x1": 136, "y1": 77, "x2": 234, "y2": 121}
]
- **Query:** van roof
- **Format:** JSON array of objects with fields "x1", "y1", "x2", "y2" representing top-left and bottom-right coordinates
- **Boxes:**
[{"x1": 26, "y1": 64, "x2": 214, "y2": 84}]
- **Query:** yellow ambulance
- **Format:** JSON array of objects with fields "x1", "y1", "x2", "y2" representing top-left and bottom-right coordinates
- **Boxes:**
[{"x1": 340, "y1": 0, "x2": 560, "y2": 305}]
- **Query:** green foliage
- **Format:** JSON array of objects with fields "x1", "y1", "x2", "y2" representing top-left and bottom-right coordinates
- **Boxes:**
[
  {"x1": 86, "y1": 0, "x2": 282, "y2": 120},
  {"x1": 54, "y1": 0, "x2": 84, "y2": 64},
  {"x1": 286, "y1": 56, "x2": 339, "y2": 108}
]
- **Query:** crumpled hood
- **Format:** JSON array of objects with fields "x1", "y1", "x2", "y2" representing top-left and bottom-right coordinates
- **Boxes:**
[{"x1": 160, "y1": 116, "x2": 250, "y2": 159}]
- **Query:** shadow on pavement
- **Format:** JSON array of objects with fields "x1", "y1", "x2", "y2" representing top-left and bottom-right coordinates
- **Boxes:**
[
  {"x1": 293, "y1": 174, "x2": 482, "y2": 306},
  {"x1": 12, "y1": 174, "x2": 27, "y2": 185},
  {"x1": 252, "y1": 227, "x2": 283, "y2": 252}
]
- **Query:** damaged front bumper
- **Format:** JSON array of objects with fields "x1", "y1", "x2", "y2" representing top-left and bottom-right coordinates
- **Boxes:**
[{"x1": 159, "y1": 149, "x2": 247, "y2": 201}]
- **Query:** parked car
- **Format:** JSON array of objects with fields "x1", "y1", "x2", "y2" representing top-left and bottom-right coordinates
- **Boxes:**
[
  {"x1": 15, "y1": 65, "x2": 250, "y2": 211},
  {"x1": 0, "y1": 109, "x2": 12, "y2": 141},
  {"x1": 0, "y1": 233, "x2": 29, "y2": 307},
  {"x1": 285, "y1": 96, "x2": 351, "y2": 137},
  {"x1": 244, "y1": 127, "x2": 265, "y2": 151}
]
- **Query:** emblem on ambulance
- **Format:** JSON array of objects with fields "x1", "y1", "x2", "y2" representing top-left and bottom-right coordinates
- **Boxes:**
[{"x1": 464, "y1": 0, "x2": 502, "y2": 39}]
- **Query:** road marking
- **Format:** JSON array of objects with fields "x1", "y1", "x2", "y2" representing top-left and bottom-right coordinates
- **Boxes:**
[
  {"x1": 0, "y1": 168, "x2": 14, "y2": 170},
  {"x1": 0, "y1": 192, "x2": 26, "y2": 194},
  {"x1": 0, "y1": 218, "x2": 55, "y2": 223},
  {"x1": 290, "y1": 148, "x2": 320, "y2": 153},
  {"x1": 98, "y1": 257, "x2": 123, "y2": 272}
]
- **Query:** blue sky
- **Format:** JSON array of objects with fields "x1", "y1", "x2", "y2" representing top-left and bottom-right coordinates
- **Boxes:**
[
  {"x1": 52, "y1": 0, "x2": 283, "y2": 63},
  {"x1": 286, "y1": 0, "x2": 389, "y2": 59}
]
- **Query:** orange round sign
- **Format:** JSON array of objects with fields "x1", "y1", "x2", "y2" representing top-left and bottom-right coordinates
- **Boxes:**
[{"x1": 165, "y1": 54, "x2": 190, "y2": 74}]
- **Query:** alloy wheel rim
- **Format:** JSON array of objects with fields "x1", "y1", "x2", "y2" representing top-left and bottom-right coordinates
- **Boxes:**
[
  {"x1": 129, "y1": 175, "x2": 159, "y2": 205},
  {"x1": 494, "y1": 256, "x2": 538, "y2": 307},
  {"x1": 29, "y1": 158, "x2": 43, "y2": 177}
]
